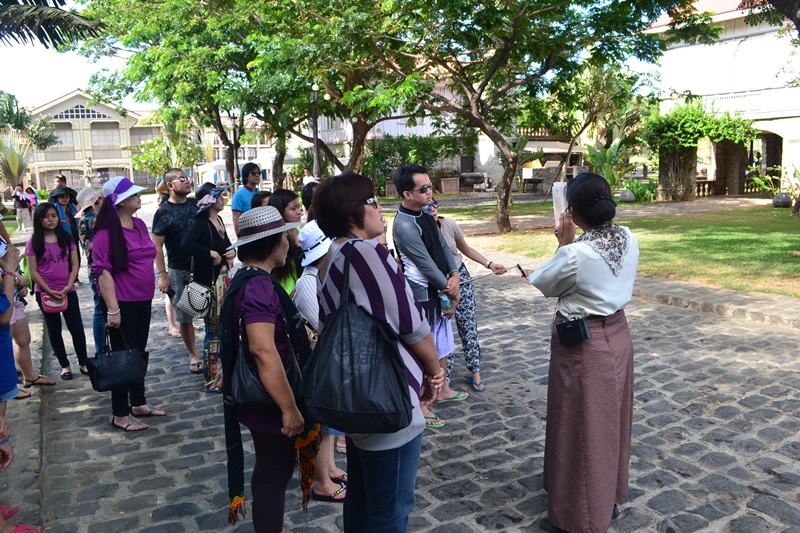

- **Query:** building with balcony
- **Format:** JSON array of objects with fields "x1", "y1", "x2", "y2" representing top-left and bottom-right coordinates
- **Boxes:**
[
  {"x1": 651, "y1": 0, "x2": 800, "y2": 192},
  {"x1": 28, "y1": 89, "x2": 161, "y2": 191}
]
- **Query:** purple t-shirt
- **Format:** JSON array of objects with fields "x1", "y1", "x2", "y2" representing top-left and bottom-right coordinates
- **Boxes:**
[
  {"x1": 233, "y1": 274, "x2": 292, "y2": 434},
  {"x1": 92, "y1": 218, "x2": 157, "y2": 302},
  {"x1": 25, "y1": 239, "x2": 76, "y2": 294}
]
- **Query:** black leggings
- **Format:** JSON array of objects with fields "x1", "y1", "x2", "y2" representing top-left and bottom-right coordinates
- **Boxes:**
[
  {"x1": 249, "y1": 430, "x2": 296, "y2": 533},
  {"x1": 36, "y1": 291, "x2": 88, "y2": 369},
  {"x1": 103, "y1": 300, "x2": 152, "y2": 416}
]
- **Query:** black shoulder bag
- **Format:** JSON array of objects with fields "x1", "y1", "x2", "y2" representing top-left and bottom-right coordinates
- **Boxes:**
[{"x1": 303, "y1": 243, "x2": 412, "y2": 434}]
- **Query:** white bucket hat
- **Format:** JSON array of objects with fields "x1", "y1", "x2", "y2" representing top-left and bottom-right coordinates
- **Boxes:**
[
  {"x1": 75, "y1": 187, "x2": 102, "y2": 215},
  {"x1": 298, "y1": 220, "x2": 332, "y2": 267},
  {"x1": 101, "y1": 176, "x2": 144, "y2": 205},
  {"x1": 229, "y1": 206, "x2": 300, "y2": 249}
]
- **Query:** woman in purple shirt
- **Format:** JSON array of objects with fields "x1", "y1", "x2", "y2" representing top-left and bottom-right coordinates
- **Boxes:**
[{"x1": 92, "y1": 177, "x2": 164, "y2": 432}]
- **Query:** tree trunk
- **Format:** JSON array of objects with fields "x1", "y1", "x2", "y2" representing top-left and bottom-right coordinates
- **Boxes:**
[
  {"x1": 658, "y1": 146, "x2": 696, "y2": 201},
  {"x1": 495, "y1": 160, "x2": 518, "y2": 232},
  {"x1": 272, "y1": 132, "x2": 287, "y2": 189},
  {"x1": 224, "y1": 145, "x2": 236, "y2": 186},
  {"x1": 347, "y1": 118, "x2": 369, "y2": 173}
]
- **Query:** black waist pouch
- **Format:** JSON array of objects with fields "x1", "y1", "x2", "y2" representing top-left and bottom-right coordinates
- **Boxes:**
[{"x1": 556, "y1": 317, "x2": 591, "y2": 345}]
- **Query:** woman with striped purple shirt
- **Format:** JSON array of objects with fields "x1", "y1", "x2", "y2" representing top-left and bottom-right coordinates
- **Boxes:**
[{"x1": 313, "y1": 171, "x2": 444, "y2": 533}]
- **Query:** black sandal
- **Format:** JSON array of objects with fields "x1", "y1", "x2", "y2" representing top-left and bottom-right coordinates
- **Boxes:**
[{"x1": 23, "y1": 375, "x2": 55, "y2": 388}]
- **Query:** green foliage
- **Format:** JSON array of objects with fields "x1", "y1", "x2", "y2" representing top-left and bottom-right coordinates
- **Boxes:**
[
  {"x1": 585, "y1": 139, "x2": 635, "y2": 192},
  {"x1": 35, "y1": 189, "x2": 47, "y2": 200},
  {"x1": 0, "y1": 130, "x2": 33, "y2": 187},
  {"x1": 622, "y1": 179, "x2": 658, "y2": 202},
  {"x1": 705, "y1": 111, "x2": 759, "y2": 145},
  {"x1": 362, "y1": 134, "x2": 470, "y2": 180},
  {"x1": 749, "y1": 165, "x2": 800, "y2": 198},
  {"x1": 642, "y1": 102, "x2": 710, "y2": 152},
  {"x1": 130, "y1": 137, "x2": 204, "y2": 179},
  {"x1": 0, "y1": 0, "x2": 102, "y2": 49}
]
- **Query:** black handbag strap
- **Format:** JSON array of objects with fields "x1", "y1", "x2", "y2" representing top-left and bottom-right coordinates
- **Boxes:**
[
  {"x1": 337, "y1": 242, "x2": 354, "y2": 308},
  {"x1": 104, "y1": 325, "x2": 133, "y2": 354}
]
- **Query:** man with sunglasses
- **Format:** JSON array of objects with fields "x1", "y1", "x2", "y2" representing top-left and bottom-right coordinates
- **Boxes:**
[
  {"x1": 392, "y1": 164, "x2": 462, "y2": 426},
  {"x1": 230, "y1": 162, "x2": 262, "y2": 235},
  {"x1": 152, "y1": 168, "x2": 202, "y2": 374}
]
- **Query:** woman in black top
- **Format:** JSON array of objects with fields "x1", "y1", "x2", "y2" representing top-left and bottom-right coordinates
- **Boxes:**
[{"x1": 181, "y1": 182, "x2": 235, "y2": 387}]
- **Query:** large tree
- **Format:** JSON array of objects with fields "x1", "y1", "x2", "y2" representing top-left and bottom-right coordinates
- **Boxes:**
[
  {"x1": 0, "y1": 0, "x2": 102, "y2": 48},
  {"x1": 295, "y1": 0, "x2": 718, "y2": 231}
]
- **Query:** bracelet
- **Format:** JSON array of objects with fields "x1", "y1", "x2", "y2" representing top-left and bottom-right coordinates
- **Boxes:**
[
  {"x1": 158, "y1": 270, "x2": 167, "y2": 275},
  {"x1": 485, "y1": 260, "x2": 493, "y2": 269},
  {"x1": 1, "y1": 271, "x2": 16, "y2": 281},
  {"x1": 0, "y1": 436, "x2": 9, "y2": 446},
  {"x1": 106, "y1": 309, "x2": 121, "y2": 315}
]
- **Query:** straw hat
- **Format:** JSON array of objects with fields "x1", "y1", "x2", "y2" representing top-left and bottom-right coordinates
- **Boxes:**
[
  {"x1": 195, "y1": 182, "x2": 233, "y2": 216},
  {"x1": 298, "y1": 220, "x2": 331, "y2": 267},
  {"x1": 76, "y1": 187, "x2": 102, "y2": 215},
  {"x1": 228, "y1": 206, "x2": 300, "y2": 249},
  {"x1": 101, "y1": 176, "x2": 144, "y2": 205}
]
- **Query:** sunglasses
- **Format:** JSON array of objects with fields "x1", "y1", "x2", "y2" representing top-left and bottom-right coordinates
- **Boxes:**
[
  {"x1": 430, "y1": 200, "x2": 439, "y2": 208},
  {"x1": 413, "y1": 184, "x2": 433, "y2": 194},
  {"x1": 365, "y1": 195, "x2": 379, "y2": 209},
  {"x1": 248, "y1": 170, "x2": 261, "y2": 176},
  {"x1": 170, "y1": 176, "x2": 189, "y2": 183}
]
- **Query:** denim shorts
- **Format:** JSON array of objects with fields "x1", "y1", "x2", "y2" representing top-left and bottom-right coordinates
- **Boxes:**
[
  {"x1": 168, "y1": 268, "x2": 194, "y2": 324},
  {"x1": 322, "y1": 425, "x2": 344, "y2": 436},
  {"x1": 1, "y1": 386, "x2": 19, "y2": 402}
]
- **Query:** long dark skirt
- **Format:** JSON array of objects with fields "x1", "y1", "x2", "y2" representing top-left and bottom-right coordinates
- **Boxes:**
[{"x1": 543, "y1": 310, "x2": 634, "y2": 533}]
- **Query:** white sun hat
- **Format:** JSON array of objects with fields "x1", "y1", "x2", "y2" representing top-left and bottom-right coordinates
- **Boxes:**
[
  {"x1": 298, "y1": 220, "x2": 332, "y2": 267},
  {"x1": 101, "y1": 176, "x2": 145, "y2": 205},
  {"x1": 75, "y1": 187, "x2": 103, "y2": 215},
  {"x1": 228, "y1": 206, "x2": 300, "y2": 249}
]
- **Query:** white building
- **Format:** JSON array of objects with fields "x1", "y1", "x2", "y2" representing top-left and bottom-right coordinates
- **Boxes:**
[
  {"x1": 28, "y1": 89, "x2": 161, "y2": 190},
  {"x1": 651, "y1": 0, "x2": 800, "y2": 191}
]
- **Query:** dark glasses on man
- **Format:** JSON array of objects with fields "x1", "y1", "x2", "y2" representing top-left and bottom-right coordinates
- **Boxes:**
[
  {"x1": 413, "y1": 184, "x2": 433, "y2": 194},
  {"x1": 249, "y1": 170, "x2": 261, "y2": 175},
  {"x1": 365, "y1": 195, "x2": 379, "y2": 209},
  {"x1": 171, "y1": 176, "x2": 189, "y2": 183}
]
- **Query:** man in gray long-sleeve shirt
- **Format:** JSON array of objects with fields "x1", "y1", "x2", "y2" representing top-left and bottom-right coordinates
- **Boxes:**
[{"x1": 392, "y1": 164, "x2": 467, "y2": 419}]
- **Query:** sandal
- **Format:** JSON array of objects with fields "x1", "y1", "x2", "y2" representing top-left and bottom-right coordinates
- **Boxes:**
[
  {"x1": 9, "y1": 525, "x2": 43, "y2": 533},
  {"x1": 189, "y1": 362, "x2": 204, "y2": 374},
  {"x1": 169, "y1": 329, "x2": 181, "y2": 338},
  {"x1": 13, "y1": 389, "x2": 32, "y2": 400},
  {"x1": 424, "y1": 414, "x2": 445, "y2": 429},
  {"x1": 23, "y1": 375, "x2": 55, "y2": 388},
  {"x1": 311, "y1": 483, "x2": 346, "y2": 503},
  {"x1": 131, "y1": 405, "x2": 167, "y2": 417},
  {"x1": 330, "y1": 471, "x2": 348, "y2": 484},
  {"x1": 434, "y1": 390, "x2": 468, "y2": 404},
  {"x1": 1, "y1": 504, "x2": 18, "y2": 519},
  {"x1": 465, "y1": 376, "x2": 485, "y2": 393},
  {"x1": 111, "y1": 416, "x2": 148, "y2": 432}
]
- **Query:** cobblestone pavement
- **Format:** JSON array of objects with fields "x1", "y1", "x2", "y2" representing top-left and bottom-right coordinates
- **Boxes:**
[{"x1": 2, "y1": 195, "x2": 798, "y2": 532}]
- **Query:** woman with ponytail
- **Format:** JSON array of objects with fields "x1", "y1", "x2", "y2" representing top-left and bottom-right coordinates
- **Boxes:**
[
  {"x1": 528, "y1": 172, "x2": 640, "y2": 533},
  {"x1": 92, "y1": 177, "x2": 164, "y2": 432}
]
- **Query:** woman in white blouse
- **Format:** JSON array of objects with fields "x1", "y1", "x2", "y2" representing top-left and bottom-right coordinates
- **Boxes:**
[{"x1": 528, "y1": 172, "x2": 639, "y2": 533}]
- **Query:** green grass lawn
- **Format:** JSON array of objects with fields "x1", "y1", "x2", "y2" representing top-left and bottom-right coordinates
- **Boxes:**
[{"x1": 482, "y1": 207, "x2": 800, "y2": 298}]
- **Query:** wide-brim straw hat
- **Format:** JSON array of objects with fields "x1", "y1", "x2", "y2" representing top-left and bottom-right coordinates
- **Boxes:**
[
  {"x1": 228, "y1": 206, "x2": 300, "y2": 250},
  {"x1": 75, "y1": 187, "x2": 102, "y2": 215}
]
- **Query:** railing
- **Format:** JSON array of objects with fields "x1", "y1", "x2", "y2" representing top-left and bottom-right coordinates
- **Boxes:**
[
  {"x1": 43, "y1": 151, "x2": 76, "y2": 161},
  {"x1": 516, "y1": 126, "x2": 571, "y2": 142},
  {"x1": 696, "y1": 178, "x2": 715, "y2": 197}
]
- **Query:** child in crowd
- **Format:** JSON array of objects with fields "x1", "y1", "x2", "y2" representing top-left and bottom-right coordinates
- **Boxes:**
[{"x1": 26, "y1": 202, "x2": 88, "y2": 379}]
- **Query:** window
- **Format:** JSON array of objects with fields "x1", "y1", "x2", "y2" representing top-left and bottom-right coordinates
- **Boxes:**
[
  {"x1": 53, "y1": 104, "x2": 112, "y2": 120},
  {"x1": 53, "y1": 123, "x2": 74, "y2": 147},
  {"x1": 130, "y1": 127, "x2": 160, "y2": 146},
  {"x1": 91, "y1": 122, "x2": 121, "y2": 147}
]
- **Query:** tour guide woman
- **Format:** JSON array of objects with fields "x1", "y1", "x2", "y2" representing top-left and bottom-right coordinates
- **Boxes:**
[
  {"x1": 313, "y1": 171, "x2": 445, "y2": 533},
  {"x1": 93, "y1": 176, "x2": 165, "y2": 432},
  {"x1": 528, "y1": 172, "x2": 639, "y2": 533}
]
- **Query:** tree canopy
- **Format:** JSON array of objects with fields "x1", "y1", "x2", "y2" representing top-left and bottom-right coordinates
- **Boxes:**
[{"x1": 1, "y1": 0, "x2": 102, "y2": 48}]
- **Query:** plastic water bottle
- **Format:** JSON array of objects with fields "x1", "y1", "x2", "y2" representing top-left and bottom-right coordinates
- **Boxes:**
[{"x1": 438, "y1": 291, "x2": 451, "y2": 312}]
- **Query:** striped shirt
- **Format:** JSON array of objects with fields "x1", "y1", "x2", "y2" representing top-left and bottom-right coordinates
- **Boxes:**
[{"x1": 318, "y1": 239, "x2": 429, "y2": 451}]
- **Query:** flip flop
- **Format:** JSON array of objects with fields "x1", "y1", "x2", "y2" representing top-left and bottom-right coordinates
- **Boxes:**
[
  {"x1": 111, "y1": 416, "x2": 148, "y2": 432},
  {"x1": 189, "y1": 362, "x2": 204, "y2": 374},
  {"x1": 465, "y1": 376, "x2": 485, "y2": 393},
  {"x1": 9, "y1": 525, "x2": 43, "y2": 533},
  {"x1": 434, "y1": 391, "x2": 468, "y2": 404},
  {"x1": 1, "y1": 504, "x2": 18, "y2": 519},
  {"x1": 131, "y1": 407, "x2": 167, "y2": 417},
  {"x1": 330, "y1": 471, "x2": 348, "y2": 484},
  {"x1": 13, "y1": 389, "x2": 32, "y2": 400},
  {"x1": 169, "y1": 329, "x2": 181, "y2": 338},
  {"x1": 424, "y1": 415, "x2": 445, "y2": 428},
  {"x1": 311, "y1": 483, "x2": 346, "y2": 503},
  {"x1": 23, "y1": 375, "x2": 55, "y2": 388}
]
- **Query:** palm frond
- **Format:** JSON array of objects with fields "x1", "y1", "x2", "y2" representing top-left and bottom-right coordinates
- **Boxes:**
[
  {"x1": 0, "y1": 2, "x2": 103, "y2": 49},
  {"x1": 0, "y1": 130, "x2": 33, "y2": 187}
]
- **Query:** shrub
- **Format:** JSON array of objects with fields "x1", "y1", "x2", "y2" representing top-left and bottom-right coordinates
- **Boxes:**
[{"x1": 622, "y1": 179, "x2": 658, "y2": 202}]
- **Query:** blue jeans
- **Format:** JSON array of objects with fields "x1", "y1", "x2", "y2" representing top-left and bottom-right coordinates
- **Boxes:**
[
  {"x1": 89, "y1": 272, "x2": 106, "y2": 353},
  {"x1": 343, "y1": 433, "x2": 422, "y2": 533}
]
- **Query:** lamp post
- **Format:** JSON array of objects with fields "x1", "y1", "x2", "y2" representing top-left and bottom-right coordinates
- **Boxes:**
[
  {"x1": 310, "y1": 83, "x2": 320, "y2": 178},
  {"x1": 230, "y1": 114, "x2": 240, "y2": 186}
]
